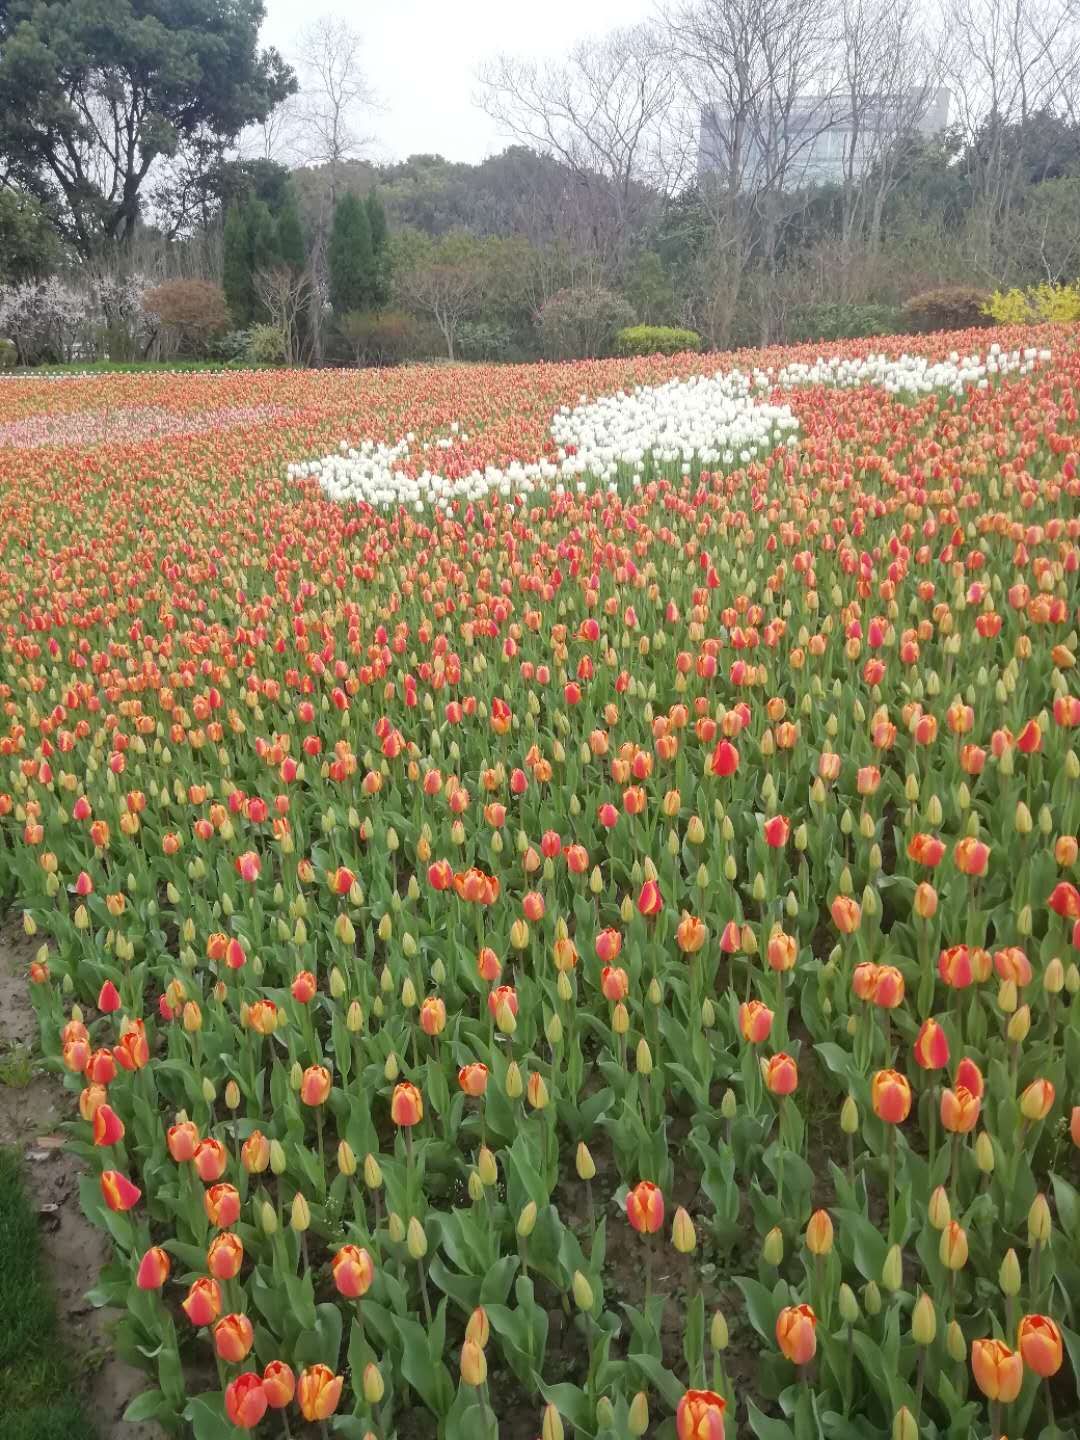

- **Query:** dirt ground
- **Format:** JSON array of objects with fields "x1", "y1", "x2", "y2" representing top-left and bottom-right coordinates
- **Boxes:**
[{"x1": 0, "y1": 913, "x2": 161, "y2": 1440}]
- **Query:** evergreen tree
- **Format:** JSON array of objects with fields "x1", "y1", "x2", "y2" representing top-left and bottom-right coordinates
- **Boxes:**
[
  {"x1": 365, "y1": 190, "x2": 390, "y2": 307},
  {"x1": 222, "y1": 202, "x2": 253, "y2": 327},
  {"x1": 277, "y1": 188, "x2": 306, "y2": 271},
  {"x1": 328, "y1": 192, "x2": 373, "y2": 314},
  {"x1": 247, "y1": 198, "x2": 280, "y2": 277}
]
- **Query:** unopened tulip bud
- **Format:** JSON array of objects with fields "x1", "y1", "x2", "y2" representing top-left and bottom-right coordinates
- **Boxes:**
[
  {"x1": 338, "y1": 1141, "x2": 357, "y2": 1177},
  {"x1": 928, "y1": 1187, "x2": 951, "y2": 1229},
  {"x1": 401, "y1": 976, "x2": 417, "y2": 1008},
  {"x1": 572, "y1": 1270, "x2": 594, "y2": 1311},
  {"x1": 290, "y1": 1061, "x2": 303, "y2": 1091},
  {"x1": 1007, "y1": 1005, "x2": 1030, "y2": 1043},
  {"x1": 882, "y1": 1244, "x2": 902, "y2": 1291},
  {"x1": 1028, "y1": 1193, "x2": 1052, "y2": 1244},
  {"x1": 838, "y1": 1284, "x2": 859, "y2": 1325},
  {"x1": 329, "y1": 966, "x2": 347, "y2": 998},
  {"x1": 505, "y1": 1061, "x2": 523, "y2": 1098},
  {"x1": 387, "y1": 1212, "x2": 405, "y2": 1244},
  {"x1": 260, "y1": 1199, "x2": 278, "y2": 1234},
  {"x1": 636, "y1": 1038, "x2": 653, "y2": 1074},
  {"x1": 864, "y1": 1281, "x2": 882, "y2": 1315},
  {"x1": 628, "y1": 1390, "x2": 649, "y2": 1435},
  {"x1": 1068, "y1": 963, "x2": 1080, "y2": 993},
  {"x1": 383, "y1": 1052, "x2": 399, "y2": 1082},
  {"x1": 711, "y1": 1309, "x2": 729, "y2": 1350},
  {"x1": 718, "y1": 1089, "x2": 736, "y2": 1121},
  {"x1": 468, "y1": 1170, "x2": 484, "y2": 1203},
  {"x1": 290, "y1": 1193, "x2": 310, "y2": 1231},
  {"x1": 975, "y1": 1132, "x2": 995, "y2": 1173},
  {"x1": 363, "y1": 1153, "x2": 383, "y2": 1190},
  {"x1": 946, "y1": 1320, "x2": 966, "y2": 1363},
  {"x1": 408, "y1": 1219, "x2": 432, "y2": 1268},
  {"x1": 912, "y1": 1293, "x2": 936, "y2": 1345},
  {"x1": 763, "y1": 1227, "x2": 784, "y2": 1265},
  {"x1": 576, "y1": 1142, "x2": 596, "y2": 1181},
  {"x1": 335, "y1": 913, "x2": 355, "y2": 945},
  {"x1": 672, "y1": 1207, "x2": 697, "y2": 1254},
  {"x1": 997, "y1": 978, "x2": 1018, "y2": 1014},
  {"x1": 595, "y1": 1398, "x2": 615, "y2": 1428},
  {"x1": 612, "y1": 1001, "x2": 629, "y2": 1034},
  {"x1": 225, "y1": 1081, "x2": 240, "y2": 1110},
  {"x1": 460, "y1": 1338, "x2": 486, "y2": 1387},
  {"x1": 478, "y1": 1146, "x2": 498, "y2": 1186},
  {"x1": 648, "y1": 977, "x2": 662, "y2": 1005},
  {"x1": 517, "y1": 1201, "x2": 537, "y2": 1238},
  {"x1": 362, "y1": 1363, "x2": 384, "y2": 1405},
  {"x1": 893, "y1": 1406, "x2": 918, "y2": 1440},
  {"x1": 542, "y1": 1404, "x2": 565, "y2": 1440},
  {"x1": 347, "y1": 1000, "x2": 364, "y2": 1032},
  {"x1": 841, "y1": 1095, "x2": 859, "y2": 1134},
  {"x1": 999, "y1": 1248, "x2": 1021, "y2": 1296},
  {"x1": 1044, "y1": 957, "x2": 1065, "y2": 994},
  {"x1": 202, "y1": 1077, "x2": 217, "y2": 1104}
]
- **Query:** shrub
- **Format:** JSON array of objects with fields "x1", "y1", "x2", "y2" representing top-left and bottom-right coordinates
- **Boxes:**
[
  {"x1": 902, "y1": 286, "x2": 991, "y2": 333},
  {"x1": 984, "y1": 282, "x2": 1080, "y2": 325},
  {"x1": 210, "y1": 329, "x2": 252, "y2": 364},
  {"x1": 455, "y1": 319, "x2": 516, "y2": 362},
  {"x1": 244, "y1": 323, "x2": 285, "y2": 366},
  {"x1": 0, "y1": 337, "x2": 16, "y2": 369},
  {"x1": 538, "y1": 286, "x2": 634, "y2": 360},
  {"x1": 338, "y1": 310, "x2": 416, "y2": 367},
  {"x1": 143, "y1": 279, "x2": 229, "y2": 354},
  {"x1": 615, "y1": 325, "x2": 701, "y2": 356},
  {"x1": 787, "y1": 303, "x2": 903, "y2": 343}
]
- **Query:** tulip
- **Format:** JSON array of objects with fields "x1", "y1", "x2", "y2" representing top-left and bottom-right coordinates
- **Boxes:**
[
  {"x1": 214, "y1": 1312, "x2": 255, "y2": 1363},
  {"x1": 205, "y1": 1183, "x2": 241, "y2": 1227},
  {"x1": 332, "y1": 1244, "x2": 374, "y2": 1299},
  {"x1": 637, "y1": 879, "x2": 663, "y2": 915},
  {"x1": 182, "y1": 1276, "x2": 222, "y2": 1327},
  {"x1": 971, "y1": 1338, "x2": 1023, "y2": 1403},
  {"x1": 297, "y1": 1364, "x2": 344, "y2": 1422},
  {"x1": 940, "y1": 1085, "x2": 980, "y2": 1133},
  {"x1": 763, "y1": 814, "x2": 790, "y2": 848},
  {"x1": 1017, "y1": 1313, "x2": 1062, "y2": 1377},
  {"x1": 871, "y1": 1069, "x2": 911, "y2": 1124},
  {"x1": 775, "y1": 1303, "x2": 817, "y2": 1365},
  {"x1": 676, "y1": 1389, "x2": 727, "y2": 1440},
  {"x1": 1019, "y1": 1077, "x2": 1055, "y2": 1120},
  {"x1": 830, "y1": 895, "x2": 861, "y2": 933},
  {"x1": 913, "y1": 1017, "x2": 949, "y2": 1069},
  {"x1": 458, "y1": 1062, "x2": 489, "y2": 1096},
  {"x1": 939, "y1": 1221, "x2": 968, "y2": 1270},
  {"x1": 207, "y1": 1231, "x2": 244, "y2": 1280},
  {"x1": 100, "y1": 1170, "x2": 141, "y2": 1212},
  {"x1": 805, "y1": 1209, "x2": 833, "y2": 1255},
  {"x1": 262, "y1": 1360, "x2": 295, "y2": 1408},
  {"x1": 763, "y1": 1052, "x2": 798, "y2": 1095},
  {"x1": 300, "y1": 1064, "x2": 331, "y2": 1106},
  {"x1": 391, "y1": 1081, "x2": 423, "y2": 1126},
  {"x1": 672, "y1": 1206, "x2": 697, "y2": 1253},
  {"x1": 92, "y1": 1103, "x2": 124, "y2": 1147},
  {"x1": 627, "y1": 1180, "x2": 665, "y2": 1234},
  {"x1": 738, "y1": 999, "x2": 773, "y2": 1043},
  {"x1": 136, "y1": 1246, "x2": 171, "y2": 1290},
  {"x1": 224, "y1": 1373, "x2": 267, "y2": 1429}
]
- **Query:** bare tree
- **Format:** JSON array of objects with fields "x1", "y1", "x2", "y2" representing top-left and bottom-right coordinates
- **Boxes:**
[
  {"x1": 295, "y1": 15, "x2": 375, "y2": 201},
  {"x1": 255, "y1": 265, "x2": 313, "y2": 366},
  {"x1": 477, "y1": 25, "x2": 685, "y2": 276},
  {"x1": 396, "y1": 237, "x2": 487, "y2": 361}
]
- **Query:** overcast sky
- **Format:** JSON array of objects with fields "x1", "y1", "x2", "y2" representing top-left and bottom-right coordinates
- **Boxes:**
[{"x1": 260, "y1": 0, "x2": 656, "y2": 165}]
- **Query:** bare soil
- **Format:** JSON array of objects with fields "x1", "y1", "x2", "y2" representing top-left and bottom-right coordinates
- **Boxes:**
[{"x1": 0, "y1": 912, "x2": 161, "y2": 1439}]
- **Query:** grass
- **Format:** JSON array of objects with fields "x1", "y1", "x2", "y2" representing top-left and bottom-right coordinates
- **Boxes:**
[
  {"x1": 0, "y1": 1148, "x2": 98, "y2": 1440},
  {"x1": 0, "y1": 1043, "x2": 36, "y2": 1088},
  {"x1": 2, "y1": 358, "x2": 258, "y2": 375}
]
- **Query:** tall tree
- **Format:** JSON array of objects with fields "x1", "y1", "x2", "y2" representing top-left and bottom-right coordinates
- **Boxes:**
[
  {"x1": 0, "y1": 0, "x2": 295, "y2": 256},
  {"x1": 327, "y1": 191, "x2": 373, "y2": 313},
  {"x1": 365, "y1": 190, "x2": 390, "y2": 306},
  {"x1": 222, "y1": 202, "x2": 254, "y2": 326},
  {"x1": 277, "y1": 188, "x2": 307, "y2": 271}
]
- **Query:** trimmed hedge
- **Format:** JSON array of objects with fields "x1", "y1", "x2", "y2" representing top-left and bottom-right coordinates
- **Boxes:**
[
  {"x1": 902, "y1": 286, "x2": 992, "y2": 333},
  {"x1": 615, "y1": 324, "x2": 701, "y2": 356}
]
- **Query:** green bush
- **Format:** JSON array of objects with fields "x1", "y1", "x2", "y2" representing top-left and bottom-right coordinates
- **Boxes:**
[
  {"x1": 338, "y1": 309, "x2": 416, "y2": 367},
  {"x1": 0, "y1": 338, "x2": 16, "y2": 369},
  {"x1": 615, "y1": 324, "x2": 701, "y2": 356},
  {"x1": 902, "y1": 286, "x2": 992, "y2": 333},
  {"x1": 786, "y1": 303, "x2": 903, "y2": 343},
  {"x1": 455, "y1": 319, "x2": 516, "y2": 362},
  {"x1": 538, "y1": 286, "x2": 634, "y2": 359},
  {"x1": 244, "y1": 323, "x2": 286, "y2": 366}
]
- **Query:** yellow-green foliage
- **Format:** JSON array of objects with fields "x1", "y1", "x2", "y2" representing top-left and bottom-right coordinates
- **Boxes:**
[{"x1": 984, "y1": 281, "x2": 1080, "y2": 324}]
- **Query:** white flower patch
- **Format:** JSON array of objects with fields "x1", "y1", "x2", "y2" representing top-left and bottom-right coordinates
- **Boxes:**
[{"x1": 290, "y1": 347, "x2": 1050, "y2": 511}]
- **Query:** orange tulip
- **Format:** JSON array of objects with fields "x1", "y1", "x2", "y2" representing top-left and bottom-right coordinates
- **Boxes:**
[
  {"x1": 763, "y1": 1052, "x2": 799, "y2": 1096},
  {"x1": 136, "y1": 1246, "x2": 171, "y2": 1290},
  {"x1": 676, "y1": 913, "x2": 707, "y2": 953},
  {"x1": 1017, "y1": 1314, "x2": 1063, "y2": 1378},
  {"x1": 458, "y1": 1062, "x2": 489, "y2": 1097},
  {"x1": 224, "y1": 1372, "x2": 267, "y2": 1429},
  {"x1": 775, "y1": 1304, "x2": 817, "y2": 1365},
  {"x1": 953, "y1": 836, "x2": 990, "y2": 876},
  {"x1": 332, "y1": 1244, "x2": 375, "y2": 1299},
  {"x1": 100, "y1": 1170, "x2": 141, "y2": 1212},
  {"x1": 262, "y1": 1360, "x2": 295, "y2": 1408},
  {"x1": 971, "y1": 1338, "x2": 1024, "y2": 1402},
  {"x1": 300, "y1": 1064, "x2": 332, "y2": 1106},
  {"x1": 637, "y1": 879, "x2": 663, "y2": 916},
  {"x1": 871, "y1": 1069, "x2": 911, "y2": 1124},
  {"x1": 182, "y1": 1276, "x2": 223, "y2": 1327},
  {"x1": 830, "y1": 895, "x2": 861, "y2": 934},
  {"x1": 391, "y1": 1080, "x2": 423, "y2": 1127},
  {"x1": 297, "y1": 1364, "x2": 344, "y2": 1422},
  {"x1": 805, "y1": 1209, "x2": 833, "y2": 1255},
  {"x1": 626, "y1": 1180, "x2": 665, "y2": 1234},
  {"x1": 940, "y1": 1085, "x2": 980, "y2": 1133},
  {"x1": 913, "y1": 1017, "x2": 950, "y2": 1070},
  {"x1": 214, "y1": 1312, "x2": 255, "y2": 1362},
  {"x1": 738, "y1": 1000, "x2": 773, "y2": 1044},
  {"x1": 676, "y1": 1389, "x2": 727, "y2": 1440},
  {"x1": 1019, "y1": 1078, "x2": 1055, "y2": 1121},
  {"x1": 207, "y1": 1231, "x2": 244, "y2": 1280}
]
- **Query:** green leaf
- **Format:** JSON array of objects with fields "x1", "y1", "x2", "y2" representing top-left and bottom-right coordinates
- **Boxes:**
[
  {"x1": 747, "y1": 1399, "x2": 796, "y2": 1439},
  {"x1": 183, "y1": 1393, "x2": 235, "y2": 1440},
  {"x1": 122, "y1": 1388, "x2": 169, "y2": 1423},
  {"x1": 628, "y1": 1351, "x2": 686, "y2": 1409},
  {"x1": 735, "y1": 1275, "x2": 783, "y2": 1343}
]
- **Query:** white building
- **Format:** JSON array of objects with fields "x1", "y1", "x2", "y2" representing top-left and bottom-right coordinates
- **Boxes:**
[{"x1": 698, "y1": 86, "x2": 950, "y2": 188}]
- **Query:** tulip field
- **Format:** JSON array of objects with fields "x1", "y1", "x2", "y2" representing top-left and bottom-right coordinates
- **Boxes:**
[{"x1": 4, "y1": 327, "x2": 1080, "y2": 1440}]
